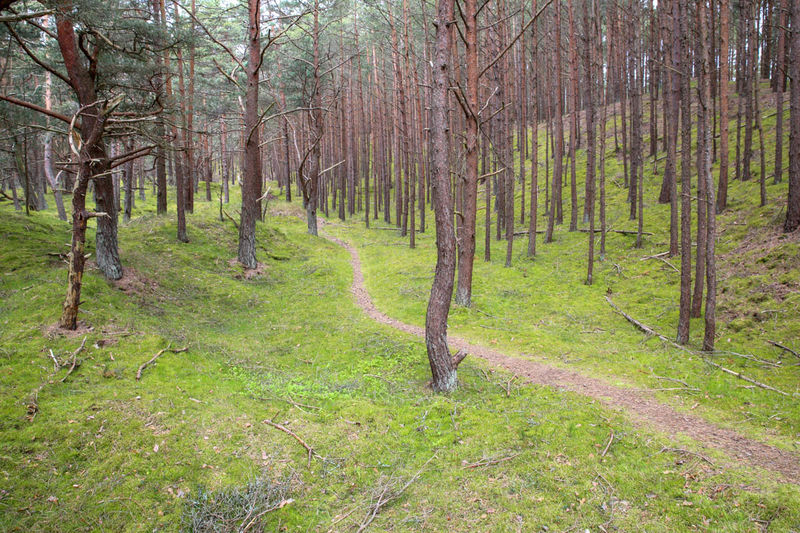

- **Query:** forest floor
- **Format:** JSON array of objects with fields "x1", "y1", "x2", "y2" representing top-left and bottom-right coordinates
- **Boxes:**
[
  {"x1": 318, "y1": 221, "x2": 800, "y2": 482},
  {"x1": 1, "y1": 191, "x2": 799, "y2": 532},
  {"x1": 2, "y1": 87, "x2": 800, "y2": 530}
]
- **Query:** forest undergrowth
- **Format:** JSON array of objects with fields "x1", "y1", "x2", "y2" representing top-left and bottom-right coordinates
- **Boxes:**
[{"x1": 1, "y1": 175, "x2": 799, "y2": 531}]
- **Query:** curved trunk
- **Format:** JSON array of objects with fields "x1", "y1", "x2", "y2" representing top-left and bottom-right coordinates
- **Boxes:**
[{"x1": 426, "y1": 0, "x2": 461, "y2": 392}]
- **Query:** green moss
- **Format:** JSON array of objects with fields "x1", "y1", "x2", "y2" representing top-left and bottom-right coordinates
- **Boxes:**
[{"x1": 2, "y1": 88, "x2": 800, "y2": 530}]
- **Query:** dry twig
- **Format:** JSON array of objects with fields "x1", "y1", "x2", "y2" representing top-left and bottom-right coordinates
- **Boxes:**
[
  {"x1": 60, "y1": 336, "x2": 87, "y2": 383},
  {"x1": 356, "y1": 455, "x2": 435, "y2": 532},
  {"x1": 601, "y1": 430, "x2": 615, "y2": 457},
  {"x1": 463, "y1": 452, "x2": 520, "y2": 469},
  {"x1": 767, "y1": 340, "x2": 800, "y2": 360},
  {"x1": 702, "y1": 358, "x2": 791, "y2": 397},
  {"x1": 658, "y1": 447, "x2": 714, "y2": 466},
  {"x1": 263, "y1": 419, "x2": 322, "y2": 466},
  {"x1": 136, "y1": 344, "x2": 188, "y2": 380}
]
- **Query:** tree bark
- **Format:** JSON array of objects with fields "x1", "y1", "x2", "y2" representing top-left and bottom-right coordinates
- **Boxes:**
[
  {"x1": 717, "y1": 0, "x2": 730, "y2": 211},
  {"x1": 238, "y1": 0, "x2": 262, "y2": 268},
  {"x1": 786, "y1": 0, "x2": 800, "y2": 232},
  {"x1": 699, "y1": 0, "x2": 717, "y2": 350},
  {"x1": 677, "y1": 0, "x2": 693, "y2": 344},
  {"x1": 774, "y1": 0, "x2": 787, "y2": 184},
  {"x1": 426, "y1": 0, "x2": 462, "y2": 392},
  {"x1": 455, "y1": 0, "x2": 479, "y2": 305}
]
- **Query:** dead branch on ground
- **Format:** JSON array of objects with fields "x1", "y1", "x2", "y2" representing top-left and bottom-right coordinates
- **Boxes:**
[
  {"x1": 356, "y1": 455, "x2": 435, "y2": 532},
  {"x1": 60, "y1": 336, "x2": 87, "y2": 383},
  {"x1": 136, "y1": 344, "x2": 188, "y2": 380}
]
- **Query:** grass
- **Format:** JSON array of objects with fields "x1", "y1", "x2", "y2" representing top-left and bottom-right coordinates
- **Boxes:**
[
  {"x1": 1, "y1": 82, "x2": 799, "y2": 530},
  {"x1": 321, "y1": 83, "x2": 800, "y2": 453},
  {"x1": 0, "y1": 186, "x2": 799, "y2": 532}
]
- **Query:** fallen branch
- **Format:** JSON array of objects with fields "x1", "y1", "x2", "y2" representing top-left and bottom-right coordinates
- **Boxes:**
[
  {"x1": 767, "y1": 340, "x2": 800, "y2": 360},
  {"x1": 47, "y1": 349, "x2": 60, "y2": 372},
  {"x1": 263, "y1": 419, "x2": 322, "y2": 466},
  {"x1": 714, "y1": 350, "x2": 781, "y2": 368},
  {"x1": 463, "y1": 452, "x2": 520, "y2": 468},
  {"x1": 356, "y1": 455, "x2": 435, "y2": 532},
  {"x1": 601, "y1": 430, "x2": 615, "y2": 457},
  {"x1": 497, "y1": 375, "x2": 517, "y2": 397},
  {"x1": 222, "y1": 209, "x2": 239, "y2": 230},
  {"x1": 650, "y1": 372, "x2": 692, "y2": 389},
  {"x1": 702, "y1": 358, "x2": 791, "y2": 397},
  {"x1": 641, "y1": 254, "x2": 679, "y2": 273},
  {"x1": 515, "y1": 229, "x2": 652, "y2": 236},
  {"x1": 658, "y1": 447, "x2": 714, "y2": 466},
  {"x1": 136, "y1": 344, "x2": 188, "y2": 380},
  {"x1": 607, "y1": 297, "x2": 793, "y2": 397},
  {"x1": 60, "y1": 336, "x2": 87, "y2": 383},
  {"x1": 240, "y1": 498, "x2": 294, "y2": 532},
  {"x1": 605, "y1": 296, "x2": 670, "y2": 343}
]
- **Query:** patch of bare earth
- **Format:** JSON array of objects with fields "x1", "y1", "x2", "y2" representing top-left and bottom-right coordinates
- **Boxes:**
[
  {"x1": 111, "y1": 266, "x2": 161, "y2": 297},
  {"x1": 43, "y1": 321, "x2": 94, "y2": 340},
  {"x1": 228, "y1": 258, "x2": 268, "y2": 279},
  {"x1": 323, "y1": 231, "x2": 800, "y2": 484},
  {"x1": 269, "y1": 202, "x2": 305, "y2": 219}
]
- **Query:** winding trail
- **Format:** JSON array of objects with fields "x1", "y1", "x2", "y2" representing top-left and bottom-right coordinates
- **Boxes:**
[{"x1": 321, "y1": 231, "x2": 800, "y2": 484}]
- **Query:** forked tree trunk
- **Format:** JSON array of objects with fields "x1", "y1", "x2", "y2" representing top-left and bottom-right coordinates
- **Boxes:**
[{"x1": 55, "y1": 8, "x2": 119, "y2": 327}]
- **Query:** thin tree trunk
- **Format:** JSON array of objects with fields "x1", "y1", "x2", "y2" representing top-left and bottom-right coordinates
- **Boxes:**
[
  {"x1": 785, "y1": 0, "x2": 800, "y2": 231},
  {"x1": 774, "y1": 0, "x2": 787, "y2": 184},
  {"x1": 717, "y1": 0, "x2": 730, "y2": 211},
  {"x1": 699, "y1": 0, "x2": 717, "y2": 351},
  {"x1": 677, "y1": 0, "x2": 693, "y2": 344},
  {"x1": 455, "y1": 0, "x2": 479, "y2": 305}
]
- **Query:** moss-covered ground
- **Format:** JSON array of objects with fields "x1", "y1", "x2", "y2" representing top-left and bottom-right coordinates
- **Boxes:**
[{"x1": 1, "y1": 83, "x2": 799, "y2": 531}]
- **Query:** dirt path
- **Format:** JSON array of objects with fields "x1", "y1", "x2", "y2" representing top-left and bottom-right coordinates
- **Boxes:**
[{"x1": 322, "y1": 232, "x2": 800, "y2": 484}]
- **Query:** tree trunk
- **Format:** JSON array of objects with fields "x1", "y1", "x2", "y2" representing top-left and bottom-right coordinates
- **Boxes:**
[
  {"x1": 717, "y1": 0, "x2": 730, "y2": 211},
  {"x1": 124, "y1": 138, "x2": 134, "y2": 222},
  {"x1": 568, "y1": 0, "x2": 579, "y2": 231},
  {"x1": 426, "y1": 0, "x2": 462, "y2": 392},
  {"x1": 455, "y1": 0, "x2": 479, "y2": 305},
  {"x1": 546, "y1": 1, "x2": 564, "y2": 242},
  {"x1": 43, "y1": 133, "x2": 67, "y2": 221},
  {"x1": 699, "y1": 0, "x2": 717, "y2": 351},
  {"x1": 528, "y1": 0, "x2": 539, "y2": 258},
  {"x1": 152, "y1": 0, "x2": 168, "y2": 215},
  {"x1": 304, "y1": 1, "x2": 323, "y2": 237},
  {"x1": 238, "y1": 0, "x2": 262, "y2": 268},
  {"x1": 55, "y1": 10, "x2": 120, "y2": 327},
  {"x1": 785, "y1": 0, "x2": 800, "y2": 232},
  {"x1": 774, "y1": 0, "x2": 787, "y2": 184},
  {"x1": 677, "y1": 0, "x2": 693, "y2": 344}
]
